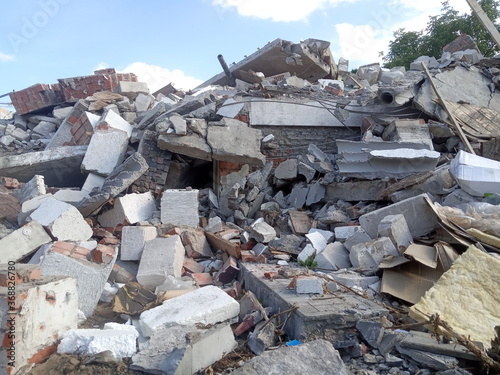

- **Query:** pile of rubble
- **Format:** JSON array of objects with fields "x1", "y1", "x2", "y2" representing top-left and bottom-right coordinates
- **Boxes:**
[{"x1": 1, "y1": 34, "x2": 500, "y2": 375}]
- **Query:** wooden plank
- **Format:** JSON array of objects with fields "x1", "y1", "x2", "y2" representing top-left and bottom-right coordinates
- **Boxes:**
[
  {"x1": 465, "y1": 0, "x2": 500, "y2": 49},
  {"x1": 205, "y1": 231, "x2": 241, "y2": 259},
  {"x1": 421, "y1": 63, "x2": 476, "y2": 154},
  {"x1": 447, "y1": 102, "x2": 500, "y2": 139},
  {"x1": 289, "y1": 210, "x2": 311, "y2": 235}
]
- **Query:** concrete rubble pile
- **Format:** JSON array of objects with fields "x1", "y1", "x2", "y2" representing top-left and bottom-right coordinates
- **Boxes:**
[{"x1": 1, "y1": 34, "x2": 500, "y2": 374}]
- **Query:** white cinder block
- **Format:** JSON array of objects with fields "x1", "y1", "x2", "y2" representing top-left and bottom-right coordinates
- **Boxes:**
[
  {"x1": 296, "y1": 276, "x2": 324, "y2": 294},
  {"x1": 139, "y1": 285, "x2": 239, "y2": 338},
  {"x1": 28, "y1": 197, "x2": 92, "y2": 241},
  {"x1": 58, "y1": 323, "x2": 139, "y2": 358},
  {"x1": 98, "y1": 192, "x2": 156, "y2": 228},
  {"x1": 161, "y1": 189, "x2": 199, "y2": 227},
  {"x1": 121, "y1": 226, "x2": 157, "y2": 260},
  {"x1": 136, "y1": 236, "x2": 185, "y2": 289},
  {"x1": 81, "y1": 129, "x2": 129, "y2": 176}
]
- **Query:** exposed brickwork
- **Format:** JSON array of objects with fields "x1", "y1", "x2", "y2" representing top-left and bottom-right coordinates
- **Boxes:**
[
  {"x1": 50, "y1": 241, "x2": 92, "y2": 261},
  {"x1": 91, "y1": 244, "x2": 115, "y2": 264},
  {"x1": 9, "y1": 83, "x2": 65, "y2": 115},
  {"x1": 131, "y1": 130, "x2": 172, "y2": 194},
  {"x1": 443, "y1": 34, "x2": 479, "y2": 54},
  {"x1": 9, "y1": 68, "x2": 137, "y2": 115}
]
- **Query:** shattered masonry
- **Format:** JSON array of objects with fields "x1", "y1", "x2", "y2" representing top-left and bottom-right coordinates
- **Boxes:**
[{"x1": 1, "y1": 34, "x2": 500, "y2": 375}]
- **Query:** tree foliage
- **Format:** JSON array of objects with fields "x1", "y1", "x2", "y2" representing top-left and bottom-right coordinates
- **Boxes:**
[{"x1": 383, "y1": 0, "x2": 500, "y2": 69}]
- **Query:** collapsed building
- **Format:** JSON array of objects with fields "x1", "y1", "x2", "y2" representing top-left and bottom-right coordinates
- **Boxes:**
[{"x1": 1, "y1": 34, "x2": 500, "y2": 374}]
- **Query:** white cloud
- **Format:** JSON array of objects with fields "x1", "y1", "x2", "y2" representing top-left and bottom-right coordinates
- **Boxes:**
[
  {"x1": 94, "y1": 61, "x2": 110, "y2": 71},
  {"x1": 212, "y1": 0, "x2": 358, "y2": 22},
  {"x1": 0, "y1": 52, "x2": 15, "y2": 62},
  {"x1": 121, "y1": 62, "x2": 203, "y2": 92}
]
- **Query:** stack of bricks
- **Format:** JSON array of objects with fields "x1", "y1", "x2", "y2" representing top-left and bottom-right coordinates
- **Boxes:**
[
  {"x1": 131, "y1": 130, "x2": 172, "y2": 194},
  {"x1": 9, "y1": 83, "x2": 65, "y2": 115},
  {"x1": 62, "y1": 99, "x2": 93, "y2": 146},
  {"x1": 58, "y1": 68, "x2": 138, "y2": 102},
  {"x1": 49, "y1": 241, "x2": 92, "y2": 261}
]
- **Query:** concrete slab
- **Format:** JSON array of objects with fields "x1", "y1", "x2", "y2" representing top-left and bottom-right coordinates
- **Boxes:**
[
  {"x1": 136, "y1": 236, "x2": 185, "y2": 289},
  {"x1": 326, "y1": 181, "x2": 389, "y2": 202},
  {"x1": 139, "y1": 285, "x2": 240, "y2": 338},
  {"x1": 161, "y1": 189, "x2": 199, "y2": 227},
  {"x1": 98, "y1": 192, "x2": 156, "y2": 228},
  {"x1": 28, "y1": 197, "x2": 93, "y2": 242},
  {"x1": 0, "y1": 146, "x2": 87, "y2": 187},
  {"x1": 359, "y1": 193, "x2": 438, "y2": 238},
  {"x1": 120, "y1": 226, "x2": 158, "y2": 261},
  {"x1": 0, "y1": 221, "x2": 51, "y2": 262},
  {"x1": 240, "y1": 263, "x2": 388, "y2": 341}
]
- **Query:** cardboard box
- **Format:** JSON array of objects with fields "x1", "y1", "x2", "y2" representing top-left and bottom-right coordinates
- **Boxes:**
[{"x1": 380, "y1": 243, "x2": 459, "y2": 304}]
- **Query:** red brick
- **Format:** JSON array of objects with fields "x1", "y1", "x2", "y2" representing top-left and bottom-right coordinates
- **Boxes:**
[
  {"x1": 190, "y1": 273, "x2": 213, "y2": 287},
  {"x1": 92, "y1": 245, "x2": 115, "y2": 264}
]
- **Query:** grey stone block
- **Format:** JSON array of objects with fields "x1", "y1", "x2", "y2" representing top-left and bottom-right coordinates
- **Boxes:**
[
  {"x1": 377, "y1": 214, "x2": 413, "y2": 253},
  {"x1": 315, "y1": 242, "x2": 351, "y2": 270},
  {"x1": 274, "y1": 159, "x2": 298, "y2": 180},
  {"x1": 359, "y1": 193, "x2": 438, "y2": 238},
  {"x1": 136, "y1": 236, "x2": 185, "y2": 289},
  {"x1": 121, "y1": 226, "x2": 157, "y2": 261},
  {"x1": 161, "y1": 189, "x2": 199, "y2": 227},
  {"x1": 350, "y1": 237, "x2": 398, "y2": 271}
]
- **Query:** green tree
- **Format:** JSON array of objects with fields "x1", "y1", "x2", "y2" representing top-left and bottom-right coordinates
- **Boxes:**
[{"x1": 383, "y1": 0, "x2": 500, "y2": 69}]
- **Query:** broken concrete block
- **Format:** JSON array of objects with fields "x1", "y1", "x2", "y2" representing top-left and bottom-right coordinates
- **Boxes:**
[
  {"x1": 28, "y1": 197, "x2": 92, "y2": 242},
  {"x1": 356, "y1": 321, "x2": 384, "y2": 348},
  {"x1": 121, "y1": 226, "x2": 158, "y2": 261},
  {"x1": 288, "y1": 186, "x2": 309, "y2": 209},
  {"x1": 349, "y1": 237, "x2": 399, "y2": 271},
  {"x1": 81, "y1": 128, "x2": 128, "y2": 176},
  {"x1": 58, "y1": 323, "x2": 139, "y2": 358},
  {"x1": 98, "y1": 108, "x2": 134, "y2": 137},
  {"x1": 207, "y1": 118, "x2": 266, "y2": 166},
  {"x1": 382, "y1": 119, "x2": 433, "y2": 150},
  {"x1": 217, "y1": 98, "x2": 244, "y2": 118},
  {"x1": 136, "y1": 236, "x2": 185, "y2": 289},
  {"x1": 161, "y1": 189, "x2": 199, "y2": 227},
  {"x1": 297, "y1": 244, "x2": 316, "y2": 264},
  {"x1": 334, "y1": 226, "x2": 360, "y2": 243},
  {"x1": 344, "y1": 228, "x2": 371, "y2": 250},
  {"x1": 314, "y1": 242, "x2": 351, "y2": 270},
  {"x1": 377, "y1": 214, "x2": 413, "y2": 253},
  {"x1": 32, "y1": 120, "x2": 56, "y2": 139},
  {"x1": 0, "y1": 221, "x2": 52, "y2": 262},
  {"x1": 231, "y1": 339, "x2": 349, "y2": 375},
  {"x1": 169, "y1": 113, "x2": 187, "y2": 135},
  {"x1": 181, "y1": 228, "x2": 212, "y2": 258},
  {"x1": 38, "y1": 241, "x2": 117, "y2": 317},
  {"x1": 17, "y1": 194, "x2": 53, "y2": 225},
  {"x1": 296, "y1": 276, "x2": 323, "y2": 294},
  {"x1": 135, "y1": 92, "x2": 153, "y2": 112},
  {"x1": 298, "y1": 162, "x2": 316, "y2": 183},
  {"x1": 98, "y1": 192, "x2": 156, "y2": 228},
  {"x1": 130, "y1": 323, "x2": 237, "y2": 375},
  {"x1": 215, "y1": 256, "x2": 239, "y2": 284},
  {"x1": 0, "y1": 270, "x2": 78, "y2": 375},
  {"x1": 306, "y1": 231, "x2": 328, "y2": 253},
  {"x1": 248, "y1": 321, "x2": 277, "y2": 355},
  {"x1": 274, "y1": 159, "x2": 298, "y2": 180},
  {"x1": 140, "y1": 285, "x2": 239, "y2": 338},
  {"x1": 77, "y1": 152, "x2": 149, "y2": 217},
  {"x1": 204, "y1": 216, "x2": 223, "y2": 233},
  {"x1": 250, "y1": 222, "x2": 276, "y2": 243},
  {"x1": 329, "y1": 272, "x2": 380, "y2": 290},
  {"x1": 14, "y1": 174, "x2": 46, "y2": 203},
  {"x1": 359, "y1": 193, "x2": 438, "y2": 238},
  {"x1": 116, "y1": 81, "x2": 149, "y2": 99},
  {"x1": 306, "y1": 182, "x2": 326, "y2": 206}
]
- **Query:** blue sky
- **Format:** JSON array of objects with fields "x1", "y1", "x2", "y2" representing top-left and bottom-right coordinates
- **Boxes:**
[{"x1": 0, "y1": 0, "x2": 474, "y2": 109}]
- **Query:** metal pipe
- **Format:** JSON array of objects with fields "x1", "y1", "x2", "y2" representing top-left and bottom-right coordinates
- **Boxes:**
[{"x1": 217, "y1": 54, "x2": 236, "y2": 86}]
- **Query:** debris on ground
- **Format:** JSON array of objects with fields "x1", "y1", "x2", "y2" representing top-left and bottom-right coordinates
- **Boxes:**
[{"x1": 2, "y1": 33, "x2": 500, "y2": 375}]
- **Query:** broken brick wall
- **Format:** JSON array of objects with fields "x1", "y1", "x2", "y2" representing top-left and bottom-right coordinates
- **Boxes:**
[{"x1": 257, "y1": 126, "x2": 358, "y2": 165}]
